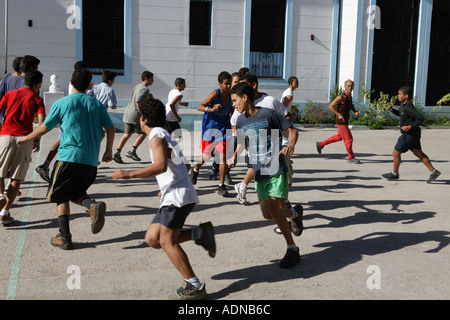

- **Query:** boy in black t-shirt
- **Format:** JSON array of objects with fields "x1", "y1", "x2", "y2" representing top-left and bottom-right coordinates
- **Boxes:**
[{"x1": 382, "y1": 86, "x2": 440, "y2": 183}]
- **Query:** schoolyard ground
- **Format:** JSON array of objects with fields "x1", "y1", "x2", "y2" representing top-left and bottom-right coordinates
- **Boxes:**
[{"x1": 1, "y1": 118, "x2": 449, "y2": 300}]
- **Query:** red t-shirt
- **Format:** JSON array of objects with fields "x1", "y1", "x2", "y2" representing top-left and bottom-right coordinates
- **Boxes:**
[{"x1": 0, "y1": 87, "x2": 46, "y2": 136}]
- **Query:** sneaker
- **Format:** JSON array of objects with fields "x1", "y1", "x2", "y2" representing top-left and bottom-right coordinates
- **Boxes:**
[
  {"x1": 279, "y1": 247, "x2": 301, "y2": 268},
  {"x1": 218, "y1": 184, "x2": 228, "y2": 196},
  {"x1": 174, "y1": 283, "x2": 206, "y2": 300},
  {"x1": 51, "y1": 232, "x2": 73, "y2": 250},
  {"x1": 0, "y1": 194, "x2": 6, "y2": 209},
  {"x1": 234, "y1": 183, "x2": 247, "y2": 205},
  {"x1": 126, "y1": 150, "x2": 141, "y2": 161},
  {"x1": 225, "y1": 173, "x2": 232, "y2": 185},
  {"x1": 190, "y1": 168, "x2": 199, "y2": 185},
  {"x1": 35, "y1": 165, "x2": 50, "y2": 183},
  {"x1": 274, "y1": 220, "x2": 291, "y2": 234},
  {"x1": 427, "y1": 170, "x2": 441, "y2": 184},
  {"x1": 113, "y1": 153, "x2": 124, "y2": 164},
  {"x1": 382, "y1": 172, "x2": 399, "y2": 180},
  {"x1": 348, "y1": 158, "x2": 361, "y2": 164},
  {"x1": 291, "y1": 205, "x2": 304, "y2": 236},
  {"x1": 86, "y1": 200, "x2": 106, "y2": 234},
  {"x1": 316, "y1": 142, "x2": 323, "y2": 154},
  {"x1": 195, "y1": 222, "x2": 216, "y2": 258},
  {"x1": 285, "y1": 200, "x2": 292, "y2": 210},
  {"x1": 0, "y1": 214, "x2": 14, "y2": 226},
  {"x1": 209, "y1": 168, "x2": 218, "y2": 180}
]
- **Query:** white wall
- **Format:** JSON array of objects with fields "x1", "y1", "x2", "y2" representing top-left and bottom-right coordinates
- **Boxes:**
[{"x1": 0, "y1": 0, "x2": 338, "y2": 106}]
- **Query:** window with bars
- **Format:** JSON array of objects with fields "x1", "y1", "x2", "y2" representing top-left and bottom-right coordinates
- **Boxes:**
[
  {"x1": 82, "y1": 0, "x2": 125, "y2": 75},
  {"x1": 189, "y1": 0, "x2": 212, "y2": 46},
  {"x1": 250, "y1": 0, "x2": 286, "y2": 79}
]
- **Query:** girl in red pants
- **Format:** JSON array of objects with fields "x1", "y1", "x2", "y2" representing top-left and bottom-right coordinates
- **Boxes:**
[{"x1": 316, "y1": 80, "x2": 361, "y2": 164}]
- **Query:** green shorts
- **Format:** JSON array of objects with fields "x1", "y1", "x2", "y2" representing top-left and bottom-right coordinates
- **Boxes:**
[{"x1": 254, "y1": 173, "x2": 289, "y2": 208}]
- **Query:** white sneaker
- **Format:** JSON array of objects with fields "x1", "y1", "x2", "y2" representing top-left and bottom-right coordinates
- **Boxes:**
[{"x1": 234, "y1": 183, "x2": 247, "y2": 205}]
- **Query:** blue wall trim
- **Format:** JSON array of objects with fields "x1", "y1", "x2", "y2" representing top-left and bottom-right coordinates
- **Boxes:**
[{"x1": 414, "y1": 0, "x2": 433, "y2": 106}]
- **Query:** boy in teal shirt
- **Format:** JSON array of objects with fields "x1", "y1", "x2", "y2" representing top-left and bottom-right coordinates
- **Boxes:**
[{"x1": 18, "y1": 69, "x2": 115, "y2": 250}]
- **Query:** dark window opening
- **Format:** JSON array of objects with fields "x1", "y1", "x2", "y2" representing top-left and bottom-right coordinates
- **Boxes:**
[
  {"x1": 371, "y1": 0, "x2": 420, "y2": 100},
  {"x1": 83, "y1": 0, "x2": 124, "y2": 75},
  {"x1": 189, "y1": 0, "x2": 212, "y2": 46},
  {"x1": 250, "y1": 0, "x2": 286, "y2": 79},
  {"x1": 426, "y1": 0, "x2": 450, "y2": 106}
]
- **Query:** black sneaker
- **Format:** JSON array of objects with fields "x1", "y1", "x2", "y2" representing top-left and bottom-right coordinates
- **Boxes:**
[
  {"x1": 316, "y1": 142, "x2": 323, "y2": 154},
  {"x1": 291, "y1": 205, "x2": 304, "y2": 236},
  {"x1": 279, "y1": 247, "x2": 301, "y2": 268},
  {"x1": 274, "y1": 220, "x2": 291, "y2": 234},
  {"x1": 382, "y1": 172, "x2": 399, "y2": 180},
  {"x1": 225, "y1": 173, "x2": 232, "y2": 185},
  {"x1": 113, "y1": 153, "x2": 124, "y2": 164},
  {"x1": 195, "y1": 222, "x2": 216, "y2": 258},
  {"x1": 126, "y1": 150, "x2": 141, "y2": 161},
  {"x1": 427, "y1": 170, "x2": 441, "y2": 184},
  {"x1": 209, "y1": 167, "x2": 218, "y2": 180},
  {"x1": 36, "y1": 165, "x2": 50, "y2": 183},
  {"x1": 190, "y1": 168, "x2": 199, "y2": 185},
  {"x1": 51, "y1": 232, "x2": 73, "y2": 250},
  {"x1": 218, "y1": 184, "x2": 228, "y2": 196},
  {"x1": 174, "y1": 283, "x2": 206, "y2": 300}
]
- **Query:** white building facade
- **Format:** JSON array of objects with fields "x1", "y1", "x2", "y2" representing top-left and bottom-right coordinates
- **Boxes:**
[{"x1": 0, "y1": 0, "x2": 448, "y2": 109}]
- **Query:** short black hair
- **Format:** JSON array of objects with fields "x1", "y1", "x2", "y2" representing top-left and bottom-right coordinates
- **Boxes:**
[
  {"x1": 288, "y1": 76, "x2": 298, "y2": 85},
  {"x1": 141, "y1": 71, "x2": 153, "y2": 82},
  {"x1": 175, "y1": 77, "x2": 185, "y2": 87},
  {"x1": 239, "y1": 67, "x2": 250, "y2": 76},
  {"x1": 218, "y1": 71, "x2": 231, "y2": 83},
  {"x1": 399, "y1": 86, "x2": 412, "y2": 98},
  {"x1": 71, "y1": 69, "x2": 93, "y2": 92},
  {"x1": 24, "y1": 70, "x2": 43, "y2": 88},
  {"x1": 12, "y1": 57, "x2": 23, "y2": 73},
  {"x1": 20, "y1": 55, "x2": 40, "y2": 73},
  {"x1": 74, "y1": 61, "x2": 88, "y2": 71},
  {"x1": 140, "y1": 98, "x2": 167, "y2": 128},
  {"x1": 230, "y1": 82, "x2": 254, "y2": 102},
  {"x1": 102, "y1": 70, "x2": 117, "y2": 83},
  {"x1": 240, "y1": 73, "x2": 258, "y2": 86}
]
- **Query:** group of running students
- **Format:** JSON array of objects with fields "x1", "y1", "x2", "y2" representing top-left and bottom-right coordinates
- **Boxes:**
[{"x1": 0, "y1": 58, "x2": 441, "y2": 300}]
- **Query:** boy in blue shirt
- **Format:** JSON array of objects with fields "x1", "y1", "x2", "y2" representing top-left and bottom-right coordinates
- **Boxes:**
[{"x1": 18, "y1": 69, "x2": 115, "y2": 250}]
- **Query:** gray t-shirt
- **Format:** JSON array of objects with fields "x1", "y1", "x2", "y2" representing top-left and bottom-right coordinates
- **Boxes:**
[
  {"x1": 236, "y1": 107, "x2": 292, "y2": 181},
  {"x1": 123, "y1": 82, "x2": 149, "y2": 124}
]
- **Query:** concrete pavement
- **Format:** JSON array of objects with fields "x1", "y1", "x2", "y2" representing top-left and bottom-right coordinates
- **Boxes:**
[{"x1": 1, "y1": 123, "x2": 449, "y2": 301}]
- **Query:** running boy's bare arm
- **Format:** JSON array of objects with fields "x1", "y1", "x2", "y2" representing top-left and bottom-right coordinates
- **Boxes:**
[{"x1": 112, "y1": 136, "x2": 168, "y2": 180}]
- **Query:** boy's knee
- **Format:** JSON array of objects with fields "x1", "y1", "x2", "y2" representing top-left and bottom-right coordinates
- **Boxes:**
[{"x1": 145, "y1": 232, "x2": 160, "y2": 249}]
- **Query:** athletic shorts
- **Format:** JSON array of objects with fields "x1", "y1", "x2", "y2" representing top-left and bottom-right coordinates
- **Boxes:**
[
  {"x1": 281, "y1": 146, "x2": 293, "y2": 185},
  {"x1": 124, "y1": 123, "x2": 144, "y2": 135},
  {"x1": 47, "y1": 161, "x2": 97, "y2": 204},
  {"x1": 394, "y1": 133, "x2": 421, "y2": 153},
  {"x1": 151, "y1": 203, "x2": 196, "y2": 229},
  {"x1": 200, "y1": 138, "x2": 228, "y2": 156},
  {"x1": 254, "y1": 173, "x2": 289, "y2": 207},
  {"x1": 164, "y1": 121, "x2": 182, "y2": 139},
  {"x1": 0, "y1": 135, "x2": 33, "y2": 181}
]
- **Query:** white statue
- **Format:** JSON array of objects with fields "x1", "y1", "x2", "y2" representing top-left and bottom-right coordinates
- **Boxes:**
[{"x1": 49, "y1": 74, "x2": 61, "y2": 93}]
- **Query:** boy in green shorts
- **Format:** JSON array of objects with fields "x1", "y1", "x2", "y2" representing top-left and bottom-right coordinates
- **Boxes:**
[{"x1": 228, "y1": 82, "x2": 303, "y2": 268}]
